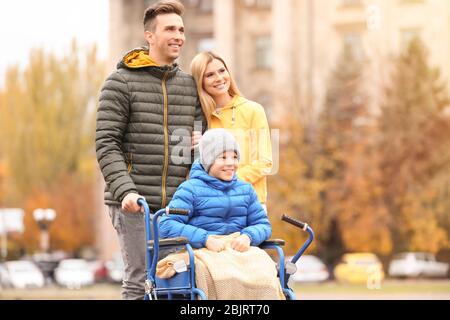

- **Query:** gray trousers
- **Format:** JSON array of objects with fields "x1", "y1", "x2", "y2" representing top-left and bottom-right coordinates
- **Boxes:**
[
  {"x1": 108, "y1": 205, "x2": 146, "y2": 300},
  {"x1": 108, "y1": 205, "x2": 178, "y2": 300}
]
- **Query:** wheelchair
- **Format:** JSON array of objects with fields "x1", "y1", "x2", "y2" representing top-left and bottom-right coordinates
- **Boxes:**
[{"x1": 137, "y1": 199, "x2": 314, "y2": 300}]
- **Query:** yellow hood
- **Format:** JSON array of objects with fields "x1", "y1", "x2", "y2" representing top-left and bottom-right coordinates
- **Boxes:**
[{"x1": 123, "y1": 50, "x2": 160, "y2": 68}]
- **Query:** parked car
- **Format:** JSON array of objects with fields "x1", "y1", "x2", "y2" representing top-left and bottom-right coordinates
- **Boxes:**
[
  {"x1": 388, "y1": 252, "x2": 449, "y2": 278},
  {"x1": 437, "y1": 248, "x2": 450, "y2": 277},
  {"x1": 334, "y1": 253, "x2": 384, "y2": 285},
  {"x1": 0, "y1": 263, "x2": 8, "y2": 288},
  {"x1": 89, "y1": 260, "x2": 109, "y2": 283},
  {"x1": 0, "y1": 260, "x2": 45, "y2": 289},
  {"x1": 287, "y1": 255, "x2": 329, "y2": 284},
  {"x1": 32, "y1": 252, "x2": 65, "y2": 284},
  {"x1": 54, "y1": 259, "x2": 95, "y2": 289},
  {"x1": 105, "y1": 252, "x2": 124, "y2": 283}
]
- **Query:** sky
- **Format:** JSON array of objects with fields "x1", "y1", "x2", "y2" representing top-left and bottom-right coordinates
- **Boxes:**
[{"x1": 0, "y1": 0, "x2": 109, "y2": 86}]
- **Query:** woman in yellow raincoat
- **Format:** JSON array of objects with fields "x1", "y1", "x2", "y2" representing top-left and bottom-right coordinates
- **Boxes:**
[{"x1": 190, "y1": 51, "x2": 273, "y2": 207}]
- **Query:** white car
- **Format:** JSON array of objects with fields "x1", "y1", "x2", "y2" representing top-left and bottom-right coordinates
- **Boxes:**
[
  {"x1": 105, "y1": 253, "x2": 124, "y2": 283},
  {"x1": 388, "y1": 252, "x2": 449, "y2": 278},
  {"x1": 287, "y1": 255, "x2": 330, "y2": 284},
  {"x1": 0, "y1": 260, "x2": 45, "y2": 289},
  {"x1": 0, "y1": 263, "x2": 9, "y2": 288},
  {"x1": 54, "y1": 259, "x2": 95, "y2": 289}
]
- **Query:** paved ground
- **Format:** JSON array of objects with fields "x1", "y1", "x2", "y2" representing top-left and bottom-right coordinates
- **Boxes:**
[
  {"x1": 1, "y1": 280, "x2": 449, "y2": 300},
  {"x1": 0, "y1": 283, "x2": 122, "y2": 300}
]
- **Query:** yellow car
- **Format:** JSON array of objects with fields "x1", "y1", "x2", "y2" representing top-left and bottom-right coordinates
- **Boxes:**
[{"x1": 333, "y1": 253, "x2": 385, "y2": 285}]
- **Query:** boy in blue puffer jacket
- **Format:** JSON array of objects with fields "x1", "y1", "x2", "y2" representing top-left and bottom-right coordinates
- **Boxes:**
[{"x1": 160, "y1": 128, "x2": 271, "y2": 252}]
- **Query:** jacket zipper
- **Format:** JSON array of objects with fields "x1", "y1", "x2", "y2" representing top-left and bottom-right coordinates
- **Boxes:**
[
  {"x1": 161, "y1": 71, "x2": 170, "y2": 208},
  {"x1": 126, "y1": 153, "x2": 133, "y2": 173},
  {"x1": 225, "y1": 191, "x2": 231, "y2": 234}
]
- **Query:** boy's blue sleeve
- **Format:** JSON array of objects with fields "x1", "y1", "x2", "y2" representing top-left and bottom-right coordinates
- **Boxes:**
[
  {"x1": 240, "y1": 186, "x2": 272, "y2": 246},
  {"x1": 159, "y1": 182, "x2": 209, "y2": 248}
]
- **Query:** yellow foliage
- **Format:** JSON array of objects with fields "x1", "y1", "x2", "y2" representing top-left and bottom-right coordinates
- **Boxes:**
[
  {"x1": 0, "y1": 41, "x2": 105, "y2": 252},
  {"x1": 400, "y1": 191, "x2": 449, "y2": 253}
]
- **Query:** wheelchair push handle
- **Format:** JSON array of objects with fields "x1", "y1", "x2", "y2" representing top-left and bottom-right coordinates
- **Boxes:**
[
  {"x1": 282, "y1": 214, "x2": 308, "y2": 231},
  {"x1": 137, "y1": 198, "x2": 149, "y2": 211},
  {"x1": 136, "y1": 198, "x2": 189, "y2": 216},
  {"x1": 165, "y1": 207, "x2": 190, "y2": 216}
]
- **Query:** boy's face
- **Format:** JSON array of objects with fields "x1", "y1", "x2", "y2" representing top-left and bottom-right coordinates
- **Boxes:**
[{"x1": 209, "y1": 150, "x2": 238, "y2": 181}]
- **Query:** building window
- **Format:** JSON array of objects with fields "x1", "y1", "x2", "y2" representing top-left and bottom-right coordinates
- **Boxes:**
[
  {"x1": 255, "y1": 35, "x2": 272, "y2": 69},
  {"x1": 185, "y1": 0, "x2": 213, "y2": 12},
  {"x1": 342, "y1": 32, "x2": 365, "y2": 61},
  {"x1": 199, "y1": 0, "x2": 213, "y2": 12},
  {"x1": 185, "y1": 0, "x2": 200, "y2": 6},
  {"x1": 143, "y1": 0, "x2": 155, "y2": 8}
]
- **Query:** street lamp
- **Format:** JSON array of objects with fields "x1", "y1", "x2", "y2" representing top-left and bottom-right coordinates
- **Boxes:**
[{"x1": 33, "y1": 208, "x2": 56, "y2": 253}]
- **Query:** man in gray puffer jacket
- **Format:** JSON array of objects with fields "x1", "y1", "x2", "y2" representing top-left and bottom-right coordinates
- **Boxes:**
[{"x1": 95, "y1": 0, "x2": 205, "y2": 300}]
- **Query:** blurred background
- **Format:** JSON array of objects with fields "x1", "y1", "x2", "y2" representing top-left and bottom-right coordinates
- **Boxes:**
[{"x1": 0, "y1": 0, "x2": 450, "y2": 299}]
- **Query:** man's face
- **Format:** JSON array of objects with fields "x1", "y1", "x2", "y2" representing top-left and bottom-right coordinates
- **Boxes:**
[{"x1": 145, "y1": 13, "x2": 185, "y2": 65}]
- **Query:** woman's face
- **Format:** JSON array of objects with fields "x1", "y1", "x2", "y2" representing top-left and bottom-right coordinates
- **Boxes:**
[{"x1": 202, "y1": 59, "x2": 231, "y2": 99}]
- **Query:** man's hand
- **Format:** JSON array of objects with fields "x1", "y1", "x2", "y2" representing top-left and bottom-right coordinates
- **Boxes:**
[
  {"x1": 231, "y1": 234, "x2": 251, "y2": 252},
  {"x1": 191, "y1": 131, "x2": 202, "y2": 150},
  {"x1": 121, "y1": 193, "x2": 145, "y2": 213},
  {"x1": 205, "y1": 236, "x2": 225, "y2": 252}
]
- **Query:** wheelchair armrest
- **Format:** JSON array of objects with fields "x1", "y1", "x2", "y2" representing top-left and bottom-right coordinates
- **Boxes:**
[
  {"x1": 148, "y1": 237, "x2": 189, "y2": 250},
  {"x1": 259, "y1": 239, "x2": 285, "y2": 247}
]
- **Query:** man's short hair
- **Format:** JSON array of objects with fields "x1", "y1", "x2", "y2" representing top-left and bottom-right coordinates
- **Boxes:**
[{"x1": 143, "y1": 0, "x2": 185, "y2": 32}]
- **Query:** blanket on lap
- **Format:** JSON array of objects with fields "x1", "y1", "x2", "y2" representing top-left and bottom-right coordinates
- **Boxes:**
[{"x1": 156, "y1": 233, "x2": 286, "y2": 300}]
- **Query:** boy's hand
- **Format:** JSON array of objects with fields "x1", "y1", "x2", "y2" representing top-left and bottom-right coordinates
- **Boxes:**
[
  {"x1": 231, "y1": 234, "x2": 251, "y2": 252},
  {"x1": 205, "y1": 236, "x2": 225, "y2": 252}
]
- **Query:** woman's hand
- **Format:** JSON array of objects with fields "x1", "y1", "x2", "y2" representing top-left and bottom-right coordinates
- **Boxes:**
[
  {"x1": 231, "y1": 234, "x2": 251, "y2": 252},
  {"x1": 205, "y1": 236, "x2": 225, "y2": 252}
]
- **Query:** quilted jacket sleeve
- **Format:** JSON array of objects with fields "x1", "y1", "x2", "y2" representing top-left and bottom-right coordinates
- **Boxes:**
[
  {"x1": 95, "y1": 71, "x2": 137, "y2": 202},
  {"x1": 159, "y1": 182, "x2": 209, "y2": 248}
]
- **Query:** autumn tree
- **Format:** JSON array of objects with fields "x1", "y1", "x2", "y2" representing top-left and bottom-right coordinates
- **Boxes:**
[
  {"x1": 0, "y1": 41, "x2": 106, "y2": 254},
  {"x1": 315, "y1": 44, "x2": 393, "y2": 261},
  {"x1": 0, "y1": 161, "x2": 5, "y2": 207},
  {"x1": 270, "y1": 44, "x2": 395, "y2": 264},
  {"x1": 379, "y1": 38, "x2": 450, "y2": 253},
  {"x1": 268, "y1": 119, "x2": 325, "y2": 256}
]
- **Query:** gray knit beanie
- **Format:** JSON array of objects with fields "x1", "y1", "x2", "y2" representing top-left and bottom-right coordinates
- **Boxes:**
[{"x1": 199, "y1": 129, "x2": 241, "y2": 173}]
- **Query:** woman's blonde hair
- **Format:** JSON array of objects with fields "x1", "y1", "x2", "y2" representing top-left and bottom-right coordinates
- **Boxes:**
[{"x1": 190, "y1": 51, "x2": 242, "y2": 128}]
